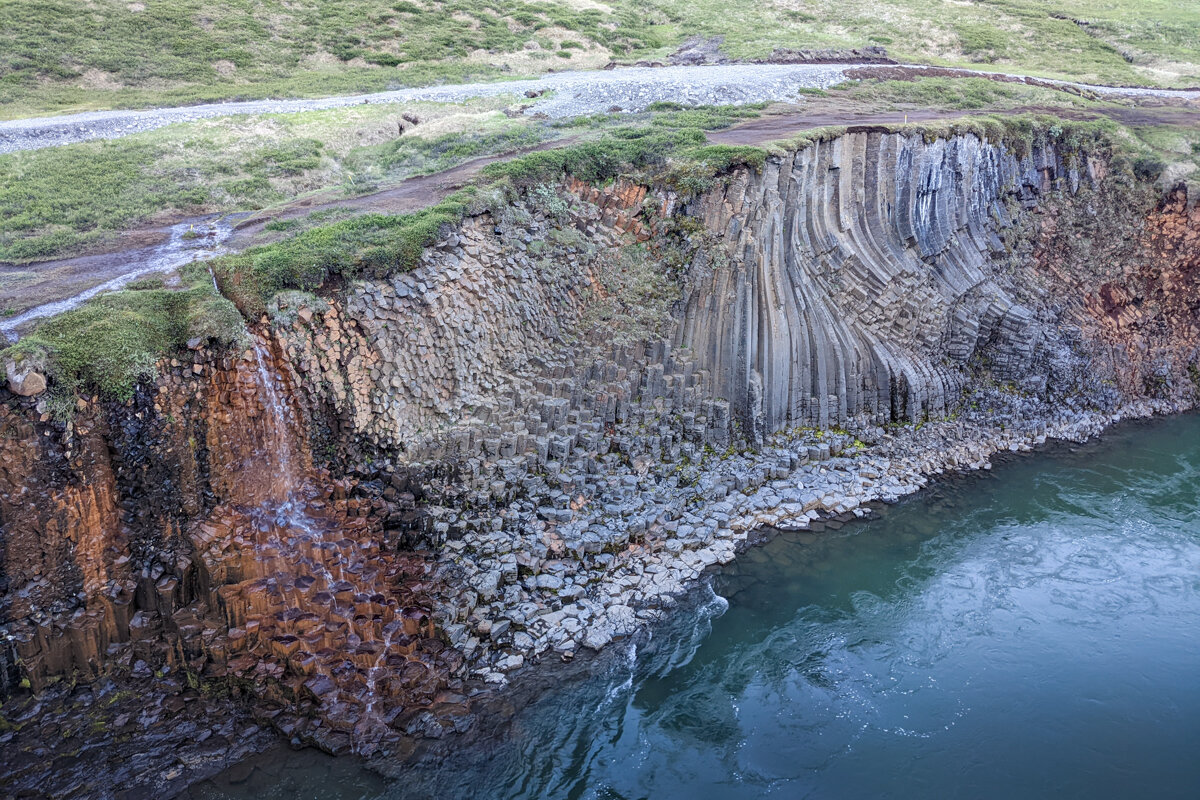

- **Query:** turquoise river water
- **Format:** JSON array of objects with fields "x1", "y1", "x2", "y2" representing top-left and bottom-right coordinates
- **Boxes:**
[{"x1": 190, "y1": 414, "x2": 1200, "y2": 799}]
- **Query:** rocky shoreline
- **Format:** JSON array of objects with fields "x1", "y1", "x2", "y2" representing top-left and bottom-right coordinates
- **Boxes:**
[
  {"x1": 0, "y1": 394, "x2": 1187, "y2": 798},
  {"x1": 430, "y1": 392, "x2": 1191, "y2": 690}
]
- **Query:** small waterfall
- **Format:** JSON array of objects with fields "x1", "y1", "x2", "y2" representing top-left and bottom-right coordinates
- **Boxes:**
[
  {"x1": 248, "y1": 337, "x2": 302, "y2": 508},
  {"x1": 186, "y1": 331, "x2": 446, "y2": 754}
]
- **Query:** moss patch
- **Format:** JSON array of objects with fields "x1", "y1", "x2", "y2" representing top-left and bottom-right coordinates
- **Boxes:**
[{"x1": 2, "y1": 264, "x2": 245, "y2": 403}]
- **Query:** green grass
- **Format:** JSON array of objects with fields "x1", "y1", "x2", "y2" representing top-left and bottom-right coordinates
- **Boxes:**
[
  {"x1": 1114, "y1": 123, "x2": 1200, "y2": 186},
  {"x1": 3, "y1": 0, "x2": 1199, "y2": 118},
  {"x1": 0, "y1": 97, "x2": 545, "y2": 263},
  {"x1": 0, "y1": 98, "x2": 770, "y2": 264},
  {"x1": 1, "y1": 263, "x2": 244, "y2": 403},
  {"x1": 341, "y1": 125, "x2": 547, "y2": 194},
  {"x1": 0, "y1": 138, "x2": 211, "y2": 262},
  {"x1": 216, "y1": 119, "x2": 767, "y2": 316},
  {"x1": 0, "y1": 0, "x2": 658, "y2": 118},
  {"x1": 212, "y1": 189, "x2": 480, "y2": 318},
  {"x1": 479, "y1": 126, "x2": 758, "y2": 185},
  {"x1": 830, "y1": 76, "x2": 1108, "y2": 111},
  {"x1": 634, "y1": 0, "x2": 1200, "y2": 87}
]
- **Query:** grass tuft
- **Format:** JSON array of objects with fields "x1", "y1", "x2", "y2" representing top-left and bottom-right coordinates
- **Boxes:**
[{"x1": 1, "y1": 264, "x2": 245, "y2": 402}]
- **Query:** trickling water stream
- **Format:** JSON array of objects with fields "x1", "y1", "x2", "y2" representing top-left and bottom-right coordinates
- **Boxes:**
[
  {"x1": 182, "y1": 336, "x2": 448, "y2": 754},
  {"x1": 188, "y1": 413, "x2": 1200, "y2": 799},
  {"x1": 1, "y1": 215, "x2": 235, "y2": 340}
]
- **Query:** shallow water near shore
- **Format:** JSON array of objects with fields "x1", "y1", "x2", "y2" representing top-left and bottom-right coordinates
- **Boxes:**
[{"x1": 191, "y1": 413, "x2": 1200, "y2": 799}]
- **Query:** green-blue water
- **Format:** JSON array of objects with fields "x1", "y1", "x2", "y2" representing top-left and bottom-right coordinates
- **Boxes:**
[{"x1": 192, "y1": 414, "x2": 1200, "y2": 800}]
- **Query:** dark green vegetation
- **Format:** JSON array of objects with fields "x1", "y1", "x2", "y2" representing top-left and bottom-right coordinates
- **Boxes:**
[
  {"x1": 0, "y1": 100, "x2": 541, "y2": 263},
  {"x1": 3, "y1": 264, "x2": 243, "y2": 408},
  {"x1": 215, "y1": 119, "x2": 765, "y2": 317},
  {"x1": 3, "y1": 0, "x2": 1199, "y2": 118},
  {"x1": 214, "y1": 192, "x2": 477, "y2": 319},
  {"x1": 0, "y1": 0, "x2": 652, "y2": 117}
]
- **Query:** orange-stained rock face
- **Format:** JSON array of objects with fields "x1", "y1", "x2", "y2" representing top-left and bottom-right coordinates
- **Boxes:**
[
  {"x1": 188, "y1": 499, "x2": 453, "y2": 748},
  {"x1": 203, "y1": 339, "x2": 311, "y2": 509},
  {"x1": 0, "y1": 336, "x2": 456, "y2": 750},
  {"x1": 1069, "y1": 187, "x2": 1200, "y2": 398},
  {"x1": 0, "y1": 404, "x2": 132, "y2": 685}
]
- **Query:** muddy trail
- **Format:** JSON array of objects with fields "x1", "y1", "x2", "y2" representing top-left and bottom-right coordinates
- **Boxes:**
[
  {"x1": 1, "y1": 216, "x2": 235, "y2": 340},
  {"x1": 226, "y1": 138, "x2": 574, "y2": 250},
  {"x1": 1, "y1": 141, "x2": 567, "y2": 336}
]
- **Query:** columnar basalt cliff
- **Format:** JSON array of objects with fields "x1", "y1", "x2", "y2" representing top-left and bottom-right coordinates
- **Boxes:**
[
  {"x1": 678, "y1": 133, "x2": 1066, "y2": 435},
  {"x1": 0, "y1": 342, "x2": 455, "y2": 759},
  {"x1": 2, "y1": 129, "x2": 1198, "y2": 788}
]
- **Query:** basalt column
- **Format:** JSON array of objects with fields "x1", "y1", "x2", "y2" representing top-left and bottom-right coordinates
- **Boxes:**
[{"x1": 678, "y1": 131, "x2": 1073, "y2": 437}]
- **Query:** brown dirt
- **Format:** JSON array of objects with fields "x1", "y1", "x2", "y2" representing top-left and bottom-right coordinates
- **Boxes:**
[
  {"x1": 843, "y1": 64, "x2": 1200, "y2": 94},
  {"x1": 1, "y1": 229, "x2": 173, "y2": 318},
  {"x1": 229, "y1": 139, "x2": 574, "y2": 250},
  {"x1": 4, "y1": 142, "x2": 570, "y2": 321}
]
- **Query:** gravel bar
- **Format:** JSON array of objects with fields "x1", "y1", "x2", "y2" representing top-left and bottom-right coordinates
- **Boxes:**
[
  {"x1": 2, "y1": 62, "x2": 1196, "y2": 155},
  {"x1": 0, "y1": 64, "x2": 853, "y2": 154}
]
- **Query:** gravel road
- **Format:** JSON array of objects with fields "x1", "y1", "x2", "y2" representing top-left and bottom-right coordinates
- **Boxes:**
[
  {"x1": 3, "y1": 63, "x2": 1196, "y2": 155},
  {"x1": 0, "y1": 64, "x2": 850, "y2": 154},
  {"x1": 3, "y1": 63, "x2": 1197, "y2": 155}
]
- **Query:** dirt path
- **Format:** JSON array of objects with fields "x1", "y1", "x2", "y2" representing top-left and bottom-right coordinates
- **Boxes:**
[
  {"x1": 227, "y1": 139, "x2": 573, "y2": 251},
  {"x1": 1, "y1": 143, "x2": 565, "y2": 333},
  {"x1": 707, "y1": 104, "x2": 1200, "y2": 146}
]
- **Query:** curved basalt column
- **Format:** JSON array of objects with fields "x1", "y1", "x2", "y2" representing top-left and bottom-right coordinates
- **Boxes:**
[{"x1": 678, "y1": 131, "x2": 1080, "y2": 437}]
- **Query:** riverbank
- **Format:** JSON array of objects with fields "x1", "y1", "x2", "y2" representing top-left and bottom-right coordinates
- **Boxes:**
[
  {"x1": 189, "y1": 400, "x2": 1200, "y2": 797},
  {"x1": 429, "y1": 389, "x2": 1190, "y2": 689},
  {"x1": 5, "y1": 62, "x2": 1199, "y2": 155},
  {"x1": 397, "y1": 409, "x2": 1200, "y2": 799},
  {"x1": 1, "y1": 390, "x2": 1185, "y2": 798}
]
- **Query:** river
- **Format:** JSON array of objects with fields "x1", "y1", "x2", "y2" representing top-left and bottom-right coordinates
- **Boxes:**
[{"x1": 188, "y1": 413, "x2": 1200, "y2": 799}]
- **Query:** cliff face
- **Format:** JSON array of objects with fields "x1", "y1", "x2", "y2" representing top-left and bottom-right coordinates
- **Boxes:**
[
  {"x1": 278, "y1": 131, "x2": 1197, "y2": 466},
  {"x1": 679, "y1": 132, "x2": 1068, "y2": 436},
  {"x1": 2, "y1": 130, "x2": 1198, "y2": 760},
  {"x1": 0, "y1": 344, "x2": 450, "y2": 755}
]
